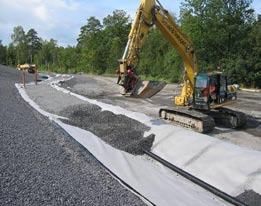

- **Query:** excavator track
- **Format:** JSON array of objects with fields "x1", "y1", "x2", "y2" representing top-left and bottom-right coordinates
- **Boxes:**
[
  {"x1": 159, "y1": 107, "x2": 215, "y2": 133},
  {"x1": 209, "y1": 108, "x2": 247, "y2": 129}
]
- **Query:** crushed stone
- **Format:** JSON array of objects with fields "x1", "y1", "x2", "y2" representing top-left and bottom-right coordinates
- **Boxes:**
[{"x1": 59, "y1": 104, "x2": 155, "y2": 155}]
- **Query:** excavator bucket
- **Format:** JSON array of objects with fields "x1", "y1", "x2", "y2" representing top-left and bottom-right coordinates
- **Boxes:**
[{"x1": 132, "y1": 80, "x2": 166, "y2": 98}]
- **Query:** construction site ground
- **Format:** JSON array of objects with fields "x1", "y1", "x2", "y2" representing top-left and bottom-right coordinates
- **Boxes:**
[
  {"x1": 7, "y1": 69, "x2": 261, "y2": 206},
  {"x1": 61, "y1": 74, "x2": 261, "y2": 151}
]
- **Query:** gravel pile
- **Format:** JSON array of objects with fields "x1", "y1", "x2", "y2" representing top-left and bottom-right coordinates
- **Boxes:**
[
  {"x1": 59, "y1": 104, "x2": 155, "y2": 155},
  {"x1": 0, "y1": 65, "x2": 146, "y2": 206},
  {"x1": 237, "y1": 190, "x2": 261, "y2": 206}
]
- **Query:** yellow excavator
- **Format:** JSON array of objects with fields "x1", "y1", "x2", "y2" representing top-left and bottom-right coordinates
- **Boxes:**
[{"x1": 117, "y1": 0, "x2": 246, "y2": 133}]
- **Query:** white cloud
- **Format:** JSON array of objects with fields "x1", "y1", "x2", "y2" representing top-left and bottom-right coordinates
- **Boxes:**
[
  {"x1": 0, "y1": 0, "x2": 90, "y2": 45},
  {"x1": 33, "y1": 5, "x2": 50, "y2": 23}
]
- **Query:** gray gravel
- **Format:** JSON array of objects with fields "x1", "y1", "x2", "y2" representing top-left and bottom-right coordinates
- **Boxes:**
[
  {"x1": 26, "y1": 82, "x2": 84, "y2": 114},
  {"x1": 237, "y1": 190, "x2": 261, "y2": 206},
  {"x1": 0, "y1": 65, "x2": 146, "y2": 206},
  {"x1": 59, "y1": 104, "x2": 155, "y2": 155},
  {"x1": 60, "y1": 75, "x2": 116, "y2": 99}
]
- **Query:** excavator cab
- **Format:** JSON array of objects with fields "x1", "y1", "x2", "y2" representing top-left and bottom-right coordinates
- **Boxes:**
[
  {"x1": 193, "y1": 73, "x2": 237, "y2": 111},
  {"x1": 193, "y1": 73, "x2": 211, "y2": 110}
]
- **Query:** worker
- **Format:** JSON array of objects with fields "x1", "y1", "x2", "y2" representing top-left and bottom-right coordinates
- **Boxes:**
[
  {"x1": 209, "y1": 81, "x2": 217, "y2": 103},
  {"x1": 126, "y1": 66, "x2": 138, "y2": 93},
  {"x1": 201, "y1": 80, "x2": 217, "y2": 103}
]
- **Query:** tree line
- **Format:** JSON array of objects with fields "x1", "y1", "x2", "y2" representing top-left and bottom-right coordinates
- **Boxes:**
[{"x1": 0, "y1": 0, "x2": 260, "y2": 87}]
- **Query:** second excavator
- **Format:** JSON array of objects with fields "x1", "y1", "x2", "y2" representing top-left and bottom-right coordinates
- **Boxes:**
[{"x1": 117, "y1": 0, "x2": 246, "y2": 133}]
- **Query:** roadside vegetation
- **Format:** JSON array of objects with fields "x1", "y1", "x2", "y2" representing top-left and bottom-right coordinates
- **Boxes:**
[{"x1": 0, "y1": 0, "x2": 260, "y2": 87}]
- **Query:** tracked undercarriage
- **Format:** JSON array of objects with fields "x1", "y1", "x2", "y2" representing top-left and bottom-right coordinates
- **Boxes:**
[
  {"x1": 159, "y1": 107, "x2": 215, "y2": 133},
  {"x1": 159, "y1": 107, "x2": 247, "y2": 133},
  {"x1": 209, "y1": 108, "x2": 247, "y2": 129}
]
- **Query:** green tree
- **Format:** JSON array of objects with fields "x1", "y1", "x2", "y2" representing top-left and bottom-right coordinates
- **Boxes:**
[
  {"x1": 77, "y1": 17, "x2": 106, "y2": 73},
  {"x1": 6, "y1": 44, "x2": 16, "y2": 65},
  {"x1": 35, "y1": 39, "x2": 58, "y2": 69},
  {"x1": 26, "y1": 28, "x2": 42, "y2": 63},
  {"x1": 0, "y1": 40, "x2": 7, "y2": 64},
  {"x1": 239, "y1": 16, "x2": 261, "y2": 87},
  {"x1": 77, "y1": 17, "x2": 102, "y2": 46},
  {"x1": 137, "y1": 28, "x2": 182, "y2": 82},
  {"x1": 56, "y1": 46, "x2": 80, "y2": 73},
  {"x1": 11, "y1": 26, "x2": 26, "y2": 45},
  {"x1": 180, "y1": 0, "x2": 255, "y2": 85},
  {"x1": 103, "y1": 10, "x2": 131, "y2": 73},
  {"x1": 11, "y1": 26, "x2": 27, "y2": 64},
  {"x1": 103, "y1": 10, "x2": 131, "y2": 43}
]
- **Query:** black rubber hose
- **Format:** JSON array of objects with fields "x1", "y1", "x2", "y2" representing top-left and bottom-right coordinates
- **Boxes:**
[{"x1": 143, "y1": 150, "x2": 248, "y2": 206}]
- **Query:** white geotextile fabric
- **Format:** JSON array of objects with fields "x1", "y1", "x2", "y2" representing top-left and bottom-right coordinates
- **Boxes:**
[
  {"x1": 49, "y1": 78, "x2": 261, "y2": 196},
  {"x1": 15, "y1": 83, "x2": 230, "y2": 206}
]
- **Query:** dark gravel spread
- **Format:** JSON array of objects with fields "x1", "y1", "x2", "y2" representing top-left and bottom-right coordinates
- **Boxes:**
[
  {"x1": 237, "y1": 190, "x2": 261, "y2": 206},
  {"x1": 59, "y1": 104, "x2": 155, "y2": 155}
]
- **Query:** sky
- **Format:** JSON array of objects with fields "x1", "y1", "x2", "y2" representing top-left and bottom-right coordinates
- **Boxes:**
[{"x1": 0, "y1": 0, "x2": 260, "y2": 46}]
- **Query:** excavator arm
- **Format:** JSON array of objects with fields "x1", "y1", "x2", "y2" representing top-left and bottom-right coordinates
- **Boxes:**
[
  {"x1": 120, "y1": 0, "x2": 155, "y2": 70},
  {"x1": 119, "y1": 0, "x2": 197, "y2": 105},
  {"x1": 153, "y1": 4, "x2": 198, "y2": 105}
]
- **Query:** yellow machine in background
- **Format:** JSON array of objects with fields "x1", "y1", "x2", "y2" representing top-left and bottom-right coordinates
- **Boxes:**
[
  {"x1": 17, "y1": 64, "x2": 38, "y2": 87},
  {"x1": 118, "y1": 0, "x2": 246, "y2": 132},
  {"x1": 17, "y1": 64, "x2": 37, "y2": 74}
]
